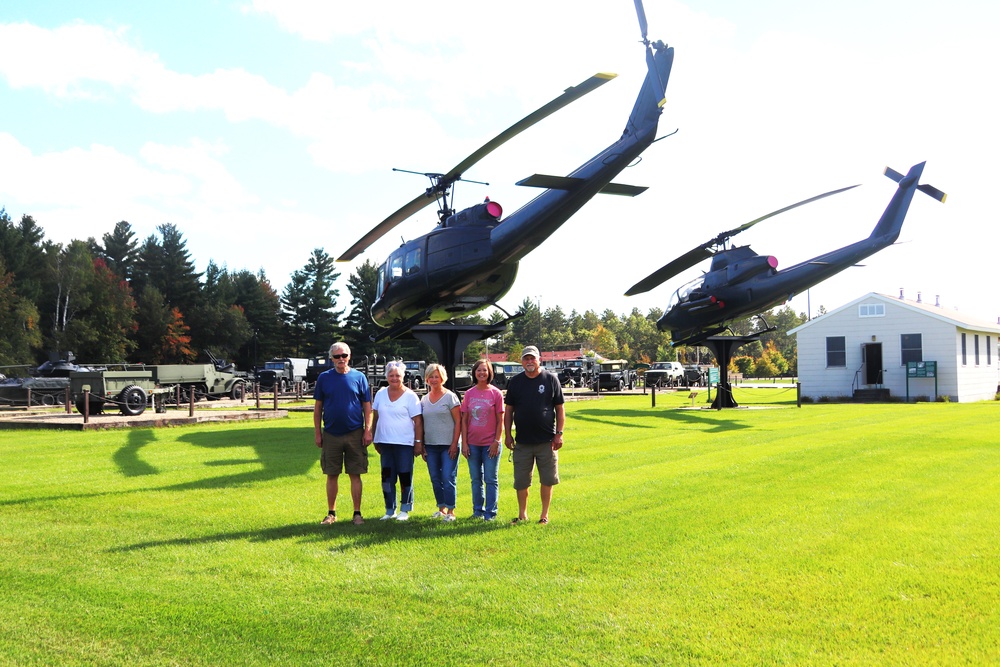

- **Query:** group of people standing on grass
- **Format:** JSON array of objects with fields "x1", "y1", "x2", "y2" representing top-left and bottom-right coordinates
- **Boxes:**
[{"x1": 312, "y1": 342, "x2": 564, "y2": 526}]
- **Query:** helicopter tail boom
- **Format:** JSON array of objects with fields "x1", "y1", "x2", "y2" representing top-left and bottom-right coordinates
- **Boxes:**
[{"x1": 869, "y1": 162, "x2": 946, "y2": 242}]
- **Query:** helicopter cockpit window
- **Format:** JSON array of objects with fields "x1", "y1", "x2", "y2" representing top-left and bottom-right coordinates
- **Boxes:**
[
  {"x1": 390, "y1": 255, "x2": 403, "y2": 280},
  {"x1": 404, "y1": 247, "x2": 422, "y2": 275},
  {"x1": 669, "y1": 275, "x2": 705, "y2": 309},
  {"x1": 377, "y1": 265, "x2": 387, "y2": 295}
]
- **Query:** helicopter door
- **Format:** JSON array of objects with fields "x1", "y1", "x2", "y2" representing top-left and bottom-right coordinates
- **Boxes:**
[{"x1": 862, "y1": 343, "x2": 883, "y2": 385}]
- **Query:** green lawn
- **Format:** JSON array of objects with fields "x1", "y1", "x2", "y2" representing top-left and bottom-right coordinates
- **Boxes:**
[{"x1": 1, "y1": 395, "x2": 997, "y2": 665}]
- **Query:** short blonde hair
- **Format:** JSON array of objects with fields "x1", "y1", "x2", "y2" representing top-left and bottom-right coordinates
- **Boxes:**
[{"x1": 424, "y1": 363, "x2": 448, "y2": 383}]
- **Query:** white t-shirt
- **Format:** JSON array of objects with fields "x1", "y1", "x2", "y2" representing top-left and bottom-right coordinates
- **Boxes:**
[{"x1": 372, "y1": 387, "x2": 421, "y2": 446}]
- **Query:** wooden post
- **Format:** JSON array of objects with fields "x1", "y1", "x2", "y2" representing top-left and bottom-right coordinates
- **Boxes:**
[
  {"x1": 797, "y1": 382, "x2": 802, "y2": 408},
  {"x1": 188, "y1": 387, "x2": 195, "y2": 417},
  {"x1": 651, "y1": 384, "x2": 656, "y2": 408},
  {"x1": 65, "y1": 387, "x2": 71, "y2": 414},
  {"x1": 83, "y1": 390, "x2": 90, "y2": 424},
  {"x1": 255, "y1": 383, "x2": 261, "y2": 409},
  {"x1": 273, "y1": 388, "x2": 279, "y2": 411}
]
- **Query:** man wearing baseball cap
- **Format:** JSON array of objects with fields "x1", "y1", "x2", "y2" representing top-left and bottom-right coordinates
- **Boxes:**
[{"x1": 503, "y1": 345, "x2": 565, "y2": 525}]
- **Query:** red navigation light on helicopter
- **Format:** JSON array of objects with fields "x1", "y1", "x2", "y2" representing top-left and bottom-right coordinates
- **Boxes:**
[
  {"x1": 767, "y1": 256, "x2": 778, "y2": 269},
  {"x1": 486, "y1": 200, "x2": 503, "y2": 219}
]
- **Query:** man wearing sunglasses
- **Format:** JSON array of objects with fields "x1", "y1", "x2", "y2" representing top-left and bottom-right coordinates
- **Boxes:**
[{"x1": 313, "y1": 342, "x2": 373, "y2": 525}]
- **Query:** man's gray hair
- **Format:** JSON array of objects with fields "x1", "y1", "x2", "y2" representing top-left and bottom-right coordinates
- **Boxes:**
[{"x1": 329, "y1": 342, "x2": 350, "y2": 358}]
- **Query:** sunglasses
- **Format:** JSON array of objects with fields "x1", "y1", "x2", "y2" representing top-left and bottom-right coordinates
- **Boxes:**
[{"x1": 332, "y1": 354, "x2": 349, "y2": 359}]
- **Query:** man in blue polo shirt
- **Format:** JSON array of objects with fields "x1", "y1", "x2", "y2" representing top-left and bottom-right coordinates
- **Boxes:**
[{"x1": 313, "y1": 342, "x2": 373, "y2": 525}]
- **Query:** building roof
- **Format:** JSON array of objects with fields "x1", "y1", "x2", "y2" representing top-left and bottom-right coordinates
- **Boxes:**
[
  {"x1": 788, "y1": 292, "x2": 1000, "y2": 335},
  {"x1": 481, "y1": 349, "x2": 598, "y2": 363}
]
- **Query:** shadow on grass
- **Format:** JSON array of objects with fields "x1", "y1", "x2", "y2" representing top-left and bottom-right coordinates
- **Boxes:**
[
  {"x1": 113, "y1": 429, "x2": 160, "y2": 476},
  {"x1": 4, "y1": 426, "x2": 318, "y2": 507},
  {"x1": 108, "y1": 516, "x2": 509, "y2": 553},
  {"x1": 572, "y1": 407, "x2": 752, "y2": 433}
]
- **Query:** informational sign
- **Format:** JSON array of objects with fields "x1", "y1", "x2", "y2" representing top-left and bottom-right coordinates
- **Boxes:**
[
  {"x1": 907, "y1": 361, "x2": 937, "y2": 378},
  {"x1": 708, "y1": 367, "x2": 720, "y2": 384}
]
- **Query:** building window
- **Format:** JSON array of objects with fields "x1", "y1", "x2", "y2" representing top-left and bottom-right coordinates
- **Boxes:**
[
  {"x1": 975, "y1": 335, "x2": 980, "y2": 366},
  {"x1": 826, "y1": 336, "x2": 846, "y2": 367},
  {"x1": 859, "y1": 303, "x2": 885, "y2": 317},
  {"x1": 901, "y1": 334, "x2": 922, "y2": 365},
  {"x1": 961, "y1": 333, "x2": 967, "y2": 366}
]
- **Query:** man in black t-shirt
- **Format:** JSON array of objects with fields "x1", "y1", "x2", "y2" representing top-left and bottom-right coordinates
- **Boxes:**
[{"x1": 504, "y1": 345, "x2": 565, "y2": 525}]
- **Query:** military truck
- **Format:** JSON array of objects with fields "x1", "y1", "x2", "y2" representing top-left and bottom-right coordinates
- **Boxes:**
[
  {"x1": 151, "y1": 362, "x2": 246, "y2": 402},
  {"x1": 644, "y1": 361, "x2": 684, "y2": 388},
  {"x1": 70, "y1": 367, "x2": 168, "y2": 416},
  {"x1": 563, "y1": 357, "x2": 596, "y2": 388},
  {"x1": 402, "y1": 360, "x2": 427, "y2": 389},
  {"x1": 596, "y1": 360, "x2": 637, "y2": 391},
  {"x1": 306, "y1": 356, "x2": 332, "y2": 386},
  {"x1": 257, "y1": 357, "x2": 308, "y2": 392}
]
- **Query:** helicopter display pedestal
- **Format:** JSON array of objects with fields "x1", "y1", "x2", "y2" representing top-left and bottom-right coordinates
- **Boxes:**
[
  {"x1": 411, "y1": 323, "x2": 507, "y2": 392},
  {"x1": 703, "y1": 334, "x2": 760, "y2": 409}
]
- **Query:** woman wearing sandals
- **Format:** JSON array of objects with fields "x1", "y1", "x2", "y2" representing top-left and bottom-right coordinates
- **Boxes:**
[
  {"x1": 419, "y1": 364, "x2": 462, "y2": 522},
  {"x1": 371, "y1": 360, "x2": 423, "y2": 521},
  {"x1": 460, "y1": 359, "x2": 504, "y2": 521}
]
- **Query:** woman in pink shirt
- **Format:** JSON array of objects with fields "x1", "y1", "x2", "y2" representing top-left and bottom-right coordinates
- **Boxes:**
[{"x1": 460, "y1": 360, "x2": 504, "y2": 520}]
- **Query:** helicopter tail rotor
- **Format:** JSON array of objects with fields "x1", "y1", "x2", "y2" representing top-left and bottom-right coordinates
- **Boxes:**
[{"x1": 634, "y1": 0, "x2": 666, "y2": 108}]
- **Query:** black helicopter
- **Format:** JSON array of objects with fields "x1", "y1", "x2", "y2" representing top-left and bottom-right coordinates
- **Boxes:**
[
  {"x1": 626, "y1": 161, "x2": 947, "y2": 346},
  {"x1": 337, "y1": 0, "x2": 675, "y2": 341}
]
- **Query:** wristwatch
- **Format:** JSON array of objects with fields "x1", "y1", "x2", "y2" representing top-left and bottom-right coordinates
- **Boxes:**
[{"x1": 556, "y1": 431, "x2": 563, "y2": 435}]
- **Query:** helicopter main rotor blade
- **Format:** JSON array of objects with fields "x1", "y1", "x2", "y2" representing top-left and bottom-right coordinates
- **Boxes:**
[
  {"x1": 336, "y1": 73, "x2": 617, "y2": 262},
  {"x1": 337, "y1": 190, "x2": 444, "y2": 262},
  {"x1": 709, "y1": 184, "x2": 861, "y2": 246},
  {"x1": 625, "y1": 246, "x2": 713, "y2": 296},
  {"x1": 440, "y1": 73, "x2": 616, "y2": 184}
]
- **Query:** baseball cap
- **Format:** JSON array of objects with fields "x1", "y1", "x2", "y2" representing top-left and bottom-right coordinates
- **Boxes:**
[{"x1": 521, "y1": 345, "x2": 540, "y2": 359}]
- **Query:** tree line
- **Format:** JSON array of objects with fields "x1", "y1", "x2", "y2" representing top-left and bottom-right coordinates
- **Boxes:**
[{"x1": 0, "y1": 209, "x2": 807, "y2": 375}]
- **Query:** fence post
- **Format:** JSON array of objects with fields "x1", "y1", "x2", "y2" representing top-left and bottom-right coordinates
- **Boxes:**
[
  {"x1": 83, "y1": 390, "x2": 90, "y2": 424},
  {"x1": 651, "y1": 384, "x2": 656, "y2": 408},
  {"x1": 65, "y1": 387, "x2": 71, "y2": 414},
  {"x1": 797, "y1": 382, "x2": 802, "y2": 408},
  {"x1": 188, "y1": 387, "x2": 195, "y2": 417}
]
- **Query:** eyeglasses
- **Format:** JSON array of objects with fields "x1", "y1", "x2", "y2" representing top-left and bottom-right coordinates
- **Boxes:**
[{"x1": 332, "y1": 354, "x2": 349, "y2": 359}]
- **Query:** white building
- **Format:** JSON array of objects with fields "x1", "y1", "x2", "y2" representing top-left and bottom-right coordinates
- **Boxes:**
[{"x1": 789, "y1": 292, "x2": 1000, "y2": 402}]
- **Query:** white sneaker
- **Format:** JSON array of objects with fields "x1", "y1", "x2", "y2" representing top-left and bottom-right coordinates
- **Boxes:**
[
  {"x1": 379, "y1": 513, "x2": 395, "y2": 521},
  {"x1": 431, "y1": 511, "x2": 444, "y2": 519},
  {"x1": 442, "y1": 514, "x2": 456, "y2": 522},
  {"x1": 395, "y1": 511, "x2": 410, "y2": 521}
]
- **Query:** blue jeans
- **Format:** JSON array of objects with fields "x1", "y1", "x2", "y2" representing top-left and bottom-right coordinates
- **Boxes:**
[
  {"x1": 467, "y1": 444, "x2": 500, "y2": 519},
  {"x1": 424, "y1": 444, "x2": 458, "y2": 510},
  {"x1": 380, "y1": 444, "x2": 415, "y2": 514}
]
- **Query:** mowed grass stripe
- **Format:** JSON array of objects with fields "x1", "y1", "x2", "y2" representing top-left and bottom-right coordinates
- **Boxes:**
[{"x1": 1, "y1": 398, "x2": 997, "y2": 665}]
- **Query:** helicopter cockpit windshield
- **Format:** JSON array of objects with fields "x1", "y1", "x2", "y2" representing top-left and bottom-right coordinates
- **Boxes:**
[{"x1": 668, "y1": 275, "x2": 706, "y2": 310}]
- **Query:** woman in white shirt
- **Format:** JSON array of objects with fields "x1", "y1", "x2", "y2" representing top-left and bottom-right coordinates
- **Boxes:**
[{"x1": 371, "y1": 360, "x2": 423, "y2": 521}]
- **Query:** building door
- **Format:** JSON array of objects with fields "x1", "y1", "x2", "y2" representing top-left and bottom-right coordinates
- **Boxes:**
[{"x1": 862, "y1": 343, "x2": 883, "y2": 385}]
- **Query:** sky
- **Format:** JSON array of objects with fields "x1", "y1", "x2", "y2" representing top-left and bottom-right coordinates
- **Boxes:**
[{"x1": 2, "y1": 0, "x2": 999, "y2": 332}]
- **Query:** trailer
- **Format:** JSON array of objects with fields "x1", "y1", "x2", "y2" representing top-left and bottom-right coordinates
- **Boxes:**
[{"x1": 70, "y1": 368, "x2": 170, "y2": 416}]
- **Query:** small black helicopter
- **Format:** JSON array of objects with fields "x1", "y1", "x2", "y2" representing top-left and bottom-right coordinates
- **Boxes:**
[
  {"x1": 626, "y1": 161, "x2": 947, "y2": 346},
  {"x1": 337, "y1": 0, "x2": 675, "y2": 341}
]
